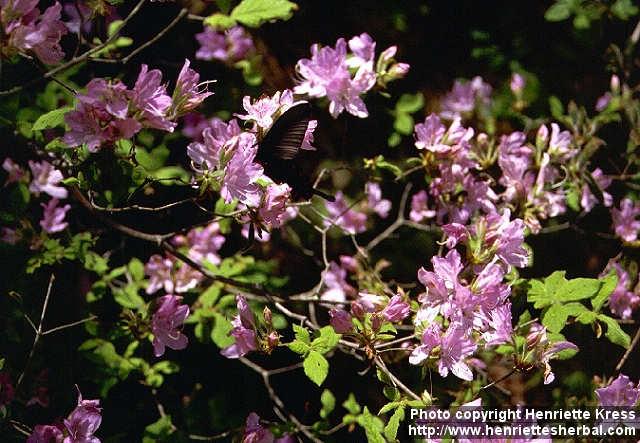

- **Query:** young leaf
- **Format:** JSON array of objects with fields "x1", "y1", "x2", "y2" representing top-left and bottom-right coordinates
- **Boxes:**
[
  {"x1": 303, "y1": 350, "x2": 329, "y2": 386},
  {"x1": 384, "y1": 405, "x2": 405, "y2": 442},
  {"x1": 591, "y1": 272, "x2": 618, "y2": 312},
  {"x1": 320, "y1": 389, "x2": 336, "y2": 419},
  {"x1": 311, "y1": 326, "x2": 341, "y2": 354},
  {"x1": 597, "y1": 314, "x2": 631, "y2": 348},
  {"x1": 32, "y1": 107, "x2": 73, "y2": 131},
  {"x1": 230, "y1": 0, "x2": 297, "y2": 28}
]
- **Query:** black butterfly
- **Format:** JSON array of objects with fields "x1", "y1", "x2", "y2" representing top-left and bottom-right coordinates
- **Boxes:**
[{"x1": 256, "y1": 102, "x2": 334, "y2": 202}]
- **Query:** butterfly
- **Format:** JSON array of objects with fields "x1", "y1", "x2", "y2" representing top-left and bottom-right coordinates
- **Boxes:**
[{"x1": 256, "y1": 102, "x2": 335, "y2": 202}]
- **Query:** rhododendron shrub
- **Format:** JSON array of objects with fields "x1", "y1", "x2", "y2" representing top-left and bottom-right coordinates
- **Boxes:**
[{"x1": 1, "y1": 0, "x2": 640, "y2": 441}]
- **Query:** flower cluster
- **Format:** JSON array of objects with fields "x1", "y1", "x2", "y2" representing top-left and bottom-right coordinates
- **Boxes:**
[
  {"x1": 595, "y1": 373, "x2": 640, "y2": 406},
  {"x1": 195, "y1": 25, "x2": 254, "y2": 64},
  {"x1": 323, "y1": 181, "x2": 391, "y2": 234},
  {"x1": 27, "y1": 388, "x2": 102, "y2": 443},
  {"x1": 0, "y1": 0, "x2": 67, "y2": 64},
  {"x1": 294, "y1": 33, "x2": 409, "y2": 118},
  {"x1": 64, "y1": 59, "x2": 212, "y2": 151}
]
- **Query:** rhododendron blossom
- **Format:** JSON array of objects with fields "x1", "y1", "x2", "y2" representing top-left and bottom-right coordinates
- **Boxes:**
[{"x1": 151, "y1": 295, "x2": 190, "y2": 357}]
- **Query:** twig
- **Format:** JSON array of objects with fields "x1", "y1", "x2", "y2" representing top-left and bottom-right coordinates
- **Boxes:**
[
  {"x1": 239, "y1": 357, "x2": 322, "y2": 443},
  {"x1": 118, "y1": 8, "x2": 189, "y2": 64},
  {"x1": 16, "y1": 274, "x2": 55, "y2": 391},
  {"x1": 42, "y1": 315, "x2": 97, "y2": 336},
  {"x1": 374, "y1": 357, "x2": 421, "y2": 401},
  {"x1": 365, "y1": 183, "x2": 411, "y2": 252},
  {"x1": 614, "y1": 326, "x2": 640, "y2": 373}
]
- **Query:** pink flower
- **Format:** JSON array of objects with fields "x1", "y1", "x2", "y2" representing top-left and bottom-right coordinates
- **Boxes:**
[
  {"x1": 526, "y1": 324, "x2": 578, "y2": 384},
  {"x1": 409, "y1": 323, "x2": 441, "y2": 365},
  {"x1": 437, "y1": 324, "x2": 477, "y2": 381},
  {"x1": 581, "y1": 168, "x2": 612, "y2": 212},
  {"x1": 145, "y1": 255, "x2": 175, "y2": 294},
  {"x1": 258, "y1": 183, "x2": 292, "y2": 228},
  {"x1": 40, "y1": 198, "x2": 71, "y2": 233},
  {"x1": 482, "y1": 302, "x2": 513, "y2": 346},
  {"x1": 321, "y1": 261, "x2": 355, "y2": 304},
  {"x1": 612, "y1": 198, "x2": 640, "y2": 242},
  {"x1": 221, "y1": 296, "x2": 257, "y2": 359},
  {"x1": 595, "y1": 92, "x2": 612, "y2": 111},
  {"x1": 365, "y1": 182, "x2": 391, "y2": 218},
  {"x1": 329, "y1": 308, "x2": 353, "y2": 333},
  {"x1": 595, "y1": 374, "x2": 640, "y2": 406},
  {"x1": 195, "y1": 26, "x2": 254, "y2": 63},
  {"x1": 130, "y1": 64, "x2": 175, "y2": 132},
  {"x1": 236, "y1": 91, "x2": 289, "y2": 129},
  {"x1": 151, "y1": 295, "x2": 189, "y2": 357},
  {"x1": 347, "y1": 32, "x2": 375, "y2": 68},
  {"x1": 440, "y1": 76, "x2": 492, "y2": 119},
  {"x1": 600, "y1": 261, "x2": 639, "y2": 319},
  {"x1": 185, "y1": 222, "x2": 226, "y2": 266},
  {"x1": 170, "y1": 59, "x2": 213, "y2": 118},
  {"x1": 220, "y1": 135, "x2": 264, "y2": 206},
  {"x1": 187, "y1": 119, "x2": 243, "y2": 169},
  {"x1": 484, "y1": 209, "x2": 529, "y2": 268},
  {"x1": 414, "y1": 114, "x2": 473, "y2": 154},
  {"x1": 381, "y1": 295, "x2": 410, "y2": 322},
  {"x1": 3, "y1": 157, "x2": 25, "y2": 185},
  {"x1": 28, "y1": 161, "x2": 68, "y2": 199},
  {"x1": 0, "y1": 227, "x2": 21, "y2": 244},
  {"x1": 63, "y1": 388, "x2": 102, "y2": 443},
  {"x1": 324, "y1": 191, "x2": 367, "y2": 234},
  {"x1": 27, "y1": 425, "x2": 64, "y2": 443},
  {"x1": 409, "y1": 190, "x2": 436, "y2": 222},
  {"x1": 510, "y1": 73, "x2": 525, "y2": 94},
  {"x1": 3, "y1": 1, "x2": 67, "y2": 65},
  {"x1": 547, "y1": 123, "x2": 575, "y2": 160}
]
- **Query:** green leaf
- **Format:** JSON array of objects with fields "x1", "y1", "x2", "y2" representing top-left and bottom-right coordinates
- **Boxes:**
[
  {"x1": 204, "y1": 12, "x2": 237, "y2": 29},
  {"x1": 591, "y1": 272, "x2": 618, "y2": 312},
  {"x1": 210, "y1": 313, "x2": 234, "y2": 348},
  {"x1": 287, "y1": 339, "x2": 310, "y2": 355},
  {"x1": 343, "y1": 393, "x2": 361, "y2": 415},
  {"x1": 612, "y1": 0, "x2": 639, "y2": 20},
  {"x1": 395, "y1": 93, "x2": 424, "y2": 113},
  {"x1": 293, "y1": 324, "x2": 311, "y2": 344},
  {"x1": 555, "y1": 278, "x2": 601, "y2": 302},
  {"x1": 320, "y1": 389, "x2": 336, "y2": 419},
  {"x1": 387, "y1": 132, "x2": 402, "y2": 148},
  {"x1": 384, "y1": 405, "x2": 405, "y2": 441},
  {"x1": 545, "y1": 1, "x2": 573, "y2": 22},
  {"x1": 230, "y1": 0, "x2": 297, "y2": 28},
  {"x1": 113, "y1": 284, "x2": 145, "y2": 309},
  {"x1": 128, "y1": 258, "x2": 145, "y2": 282},
  {"x1": 527, "y1": 279, "x2": 552, "y2": 308},
  {"x1": 598, "y1": 314, "x2": 631, "y2": 348},
  {"x1": 32, "y1": 107, "x2": 72, "y2": 131},
  {"x1": 549, "y1": 96, "x2": 564, "y2": 119},
  {"x1": 357, "y1": 407, "x2": 385, "y2": 443},
  {"x1": 542, "y1": 304, "x2": 569, "y2": 333},
  {"x1": 393, "y1": 112, "x2": 414, "y2": 135},
  {"x1": 311, "y1": 326, "x2": 341, "y2": 354},
  {"x1": 303, "y1": 350, "x2": 328, "y2": 386},
  {"x1": 142, "y1": 415, "x2": 175, "y2": 443}
]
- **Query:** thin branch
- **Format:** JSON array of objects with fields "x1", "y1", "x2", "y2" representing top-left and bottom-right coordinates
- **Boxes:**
[
  {"x1": 42, "y1": 315, "x2": 97, "y2": 336},
  {"x1": 373, "y1": 357, "x2": 421, "y2": 402},
  {"x1": 118, "y1": 8, "x2": 189, "y2": 64},
  {"x1": 615, "y1": 326, "x2": 640, "y2": 373},
  {"x1": 365, "y1": 183, "x2": 411, "y2": 252}
]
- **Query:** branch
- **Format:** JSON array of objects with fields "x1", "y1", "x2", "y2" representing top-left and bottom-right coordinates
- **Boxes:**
[
  {"x1": 365, "y1": 183, "x2": 411, "y2": 252},
  {"x1": 615, "y1": 326, "x2": 640, "y2": 373}
]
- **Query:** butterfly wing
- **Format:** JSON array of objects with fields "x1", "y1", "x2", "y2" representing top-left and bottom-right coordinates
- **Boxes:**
[{"x1": 257, "y1": 102, "x2": 312, "y2": 162}]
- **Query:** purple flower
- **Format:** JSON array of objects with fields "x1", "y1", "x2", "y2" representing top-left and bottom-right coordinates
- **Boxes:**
[
  {"x1": 612, "y1": 198, "x2": 640, "y2": 242},
  {"x1": 418, "y1": 249, "x2": 463, "y2": 307},
  {"x1": 546, "y1": 123, "x2": 575, "y2": 160},
  {"x1": 409, "y1": 190, "x2": 436, "y2": 222},
  {"x1": 220, "y1": 135, "x2": 264, "y2": 207},
  {"x1": 482, "y1": 302, "x2": 513, "y2": 346},
  {"x1": 294, "y1": 37, "x2": 375, "y2": 118},
  {"x1": 187, "y1": 119, "x2": 243, "y2": 169},
  {"x1": 151, "y1": 295, "x2": 189, "y2": 357},
  {"x1": 510, "y1": 73, "x2": 525, "y2": 94},
  {"x1": 595, "y1": 92, "x2": 612, "y2": 112},
  {"x1": 324, "y1": 191, "x2": 367, "y2": 234},
  {"x1": 64, "y1": 79, "x2": 141, "y2": 151},
  {"x1": 484, "y1": 209, "x2": 529, "y2": 268},
  {"x1": 381, "y1": 295, "x2": 410, "y2": 322},
  {"x1": 440, "y1": 76, "x2": 492, "y2": 119},
  {"x1": 184, "y1": 222, "x2": 226, "y2": 266},
  {"x1": 2, "y1": 157, "x2": 25, "y2": 185},
  {"x1": 351, "y1": 292, "x2": 385, "y2": 318},
  {"x1": 329, "y1": 308, "x2": 353, "y2": 333},
  {"x1": 600, "y1": 261, "x2": 640, "y2": 319},
  {"x1": 437, "y1": 324, "x2": 477, "y2": 380},
  {"x1": 27, "y1": 425, "x2": 64, "y2": 443},
  {"x1": 321, "y1": 261, "x2": 355, "y2": 304},
  {"x1": 242, "y1": 412, "x2": 273, "y2": 443},
  {"x1": 409, "y1": 323, "x2": 441, "y2": 365},
  {"x1": 195, "y1": 26, "x2": 254, "y2": 63},
  {"x1": 581, "y1": 168, "x2": 612, "y2": 212},
  {"x1": 365, "y1": 182, "x2": 391, "y2": 218},
  {"x1": 414, "y1": 114, "x2": 473, "y2": 154},
  {"x1": 0, "y1": 227, "x2": 21, "y2": 244},
  {"x1": 595, "y1": 374, "x2": 640, "y2": 406},
  {"x1": 221, "y1": 296, "x2": 257, "y2": 359},
  {"x1": 258, "y1": 183, "x2": 292, "y2": 228},
  {"x1": 40, "y1": 198, "x2": 71, "y2": 233},
  {"x1": 170, "y1": 59, "x2": 213, "y2": 118},
  {"x1": 347, "y1": 32, "x2": 375, "y2": 68},
  {"x1": 130, "y1": 64, "x2": 175, "y2": 132},
  {"x1": 63, "y1": 388, "x2": 102, "y2": 443},
  {"x1": 145, "y1": 254, "x2": 175, "y2": 294},
  {"x1": 28, "y1": 161, "x2": 68, "y2": 199},
  {"x1": 526, "y1": 324, "x2": 578, "y2": 384},
  {"x1": 4, "y1": 2, "x2": 68, "y2": 65}
]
